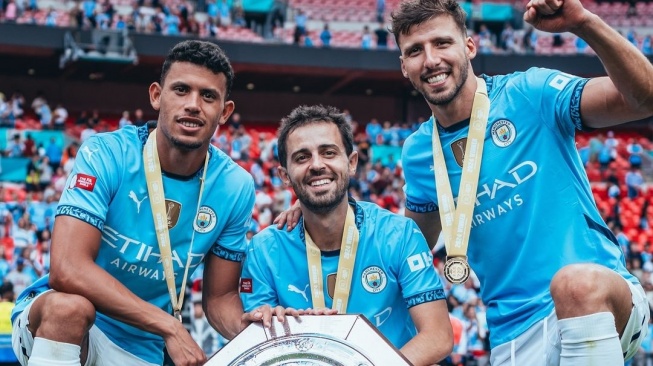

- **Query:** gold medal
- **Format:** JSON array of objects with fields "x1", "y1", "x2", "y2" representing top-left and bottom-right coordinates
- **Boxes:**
[
  {"x1": 443, "y1": 256, "x2": 470, "y2": 284},
  {"x1": 174, "y1": 310, "x2": 183, "y2": 323}
]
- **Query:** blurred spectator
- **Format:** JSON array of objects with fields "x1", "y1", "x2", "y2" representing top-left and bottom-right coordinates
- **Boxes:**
[
  {"x1": 133, "y1": 108, "x2": 146, "y2": 126},
  {"x1": 293, "y1": 9, "x2": 307, "y2": 45},
  {"x1": 499, "y1": 22, "x2": 514, "y2": 52},
  {"x1": 52, "y1": 103, "x2": 68, "y2": 130},
  {"x1": 25, "y1": 155, "x2": 40, "y2": 193},
  {"x1": 627, "y1": 138, "x2": 644, "y2": 169},
  {"x1": 376, "y1": 0, "x2": 385, "y2": 23},
  {"x1": 625, "y1": 167, "x2": 644, "y2": 199},
  {"x1": 119, "y1": 110, "x2": 132, "y2": 128},
  {"x1": 5, "y1": 0, "x2": 17, "y2": 22},
  {"x1": 642, "y1": 35, "x2": 652, "y2": 56},
  {"x1": 45, "y1": 137, "x2": 62, "y2": 171},
  {"x1": 477, "y1": 24, "x2": 493, "y2": 54},
  {"x1": 374, "y1": 22, "x2": 388, "y2": 49},
  {"x1": 0, "y1": 94, "x2": 10, "y2": 126},
  {"x1": 80, "y1": 122, "x2": 98, "y2": 142},
  {"x1": 576, "y1": 36, "x2": 588, "y2": 54},
  {"x1": 361, "y1": 25, "x2": 372, "y2": 49},
  {"x1": 4, "y1": 257, "x2": 33, "y2": 296},
  {"x1": 22, "y1": 133, "x2": 35, "y2": 157},
  {"x1": 320, "y1": 23, "x2": 332, "y2": 48},
  {"x1": 522, "y1": 26, "x2": 536, "y2": 54},
  {"x1": 10, "y1": 92, "x2": 25, "y2": 122},
  {"x1": 366, "y1": 118, "x2": 382, "y2": 145}
]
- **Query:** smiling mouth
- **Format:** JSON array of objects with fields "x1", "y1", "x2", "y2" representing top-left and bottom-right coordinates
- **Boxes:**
[
  {"x1": 426, "y1": 73, "x2": 448, "y2": 84},
  {"x1": 310, "y1": 179, "x2": 332, "y2": 187}
]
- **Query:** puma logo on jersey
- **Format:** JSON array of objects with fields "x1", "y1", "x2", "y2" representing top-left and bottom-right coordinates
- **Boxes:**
[
  {"x1": 129, "y1": 191, "x2": 148, "y2": 213},
  {"x1": 82, "y1": 146, "x2": 99, "y2": 160},
  {"x1": 287, "y1": 284, "x2": 309, "y2": 302}
]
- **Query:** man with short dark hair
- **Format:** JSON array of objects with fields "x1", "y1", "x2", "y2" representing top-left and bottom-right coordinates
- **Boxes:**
[{"x1": 11, "y1": 40, "x2": 255, "y2": 366}]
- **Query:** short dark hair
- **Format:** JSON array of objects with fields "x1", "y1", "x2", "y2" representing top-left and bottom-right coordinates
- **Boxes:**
[
  {"x1": 277, "y1": 105, "x2": 353, "y2": 168},
  {"x1": 390, "y1": 0, "x2": 467, "y2": 47},
  {"x1": 160, "y1": 40, "x2": 234, "y2": 98}
]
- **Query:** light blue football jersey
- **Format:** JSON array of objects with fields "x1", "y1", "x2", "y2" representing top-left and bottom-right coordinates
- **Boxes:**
[
  {"x1": 402, "y1": 68, "x2": 637, "y2": 348},
  {"x1": 12, "y1": 125, "x2": 256, "y2": 364},
  {"x1": 241, "y1": 199, "x2": 446, "y2": 348}
]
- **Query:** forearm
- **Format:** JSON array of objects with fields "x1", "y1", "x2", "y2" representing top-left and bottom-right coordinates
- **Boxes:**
[
  {"x1": 204, "y1": 291, "x2": 246, "y2": 340},
  {"x1": 575, "y1": 14, "x2": 653, "y2": 113},
  {"x1": 400, "y1": 331, "x2": 450, "y2": 366}
]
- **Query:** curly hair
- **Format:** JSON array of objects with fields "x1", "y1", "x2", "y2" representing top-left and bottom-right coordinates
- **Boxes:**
[{"x1": 160, "y1": 40, "x2": 234, "y2": 98}]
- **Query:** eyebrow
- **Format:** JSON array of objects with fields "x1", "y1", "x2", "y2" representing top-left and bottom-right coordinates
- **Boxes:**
[
  {"x1": 402, "y1": 35, "x2": 456, "y2": 55},
  {"x1": 169, "y1": 81, "x2": 220, "y2": 97},
  {"x1": 290, "y1": 143, "x2": 341, "y2": 158}
]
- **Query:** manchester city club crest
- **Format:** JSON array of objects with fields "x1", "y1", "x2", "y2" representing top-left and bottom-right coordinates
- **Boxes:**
[
  {"x1": 194, "y1": 206, "x2": 217, "y2": 233},
  {"x1": 361, "y1": 266, "x2": 387, "y2": 293},
  {"x1": 490, "y1": 119, "x2": 516, "y2": 147}
]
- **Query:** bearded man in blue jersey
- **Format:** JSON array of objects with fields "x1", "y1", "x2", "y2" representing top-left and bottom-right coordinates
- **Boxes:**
[
  {"x1": 240, "y1": 105, "x2": 453, "y2": 366},
  {"x1": 11, "y1": 40, "x2": 256, "y2": 366},
  {"x1": 391, "y1": 0, "x2": 653, "y2": 364}
]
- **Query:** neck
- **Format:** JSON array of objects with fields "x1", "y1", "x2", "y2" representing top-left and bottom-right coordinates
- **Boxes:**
[
  {"x1": 156, "y1": 130, "x2": 208, "y2": 176},
  {"x1": 431, "y1": 73, "x2": 478, "y2": 128},
  {"x1": 302, "y1": 199, "x2": 350, "y2": 252}
]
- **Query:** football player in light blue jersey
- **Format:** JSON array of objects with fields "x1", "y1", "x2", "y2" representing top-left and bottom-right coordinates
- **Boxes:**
[
  {"x1": 390, "y1": 0, "x2": 653, "y2": 365},
  {"x1": 240, "y1": 105, "x2": 453, "y2": 366},
  {"x1": 11, "y1": 40, "x2": 256, "y2": 366}
]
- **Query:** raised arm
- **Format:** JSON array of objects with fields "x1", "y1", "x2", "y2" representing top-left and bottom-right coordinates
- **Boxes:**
[
  {"x1": 49, "y1": 216, "x2": 204, "y2": 363},
  {"x1": 525, "y1": 0, "x2": 653, "y2": 128}
]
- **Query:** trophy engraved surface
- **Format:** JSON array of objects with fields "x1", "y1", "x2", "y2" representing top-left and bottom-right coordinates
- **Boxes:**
[{"x1": 208, "y1": 315, "x2": 412, "y2": 366}]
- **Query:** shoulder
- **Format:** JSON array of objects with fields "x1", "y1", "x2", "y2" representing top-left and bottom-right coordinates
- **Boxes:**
[
  {"x1": 359, "y1": 201, "x2": 410, "y2": 229},
  {"x1": 249, "y1": 225, "x2": 297, "y2": 252},
  {"x1": 85, "y1": 125, "x2": 143, "y2": 152},
  {"x1": 402, "y1": 118, "x2": 433, "y2": 156}
]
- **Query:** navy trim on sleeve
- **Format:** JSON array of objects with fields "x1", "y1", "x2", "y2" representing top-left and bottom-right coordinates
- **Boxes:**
[
  {"x1": 405, "y1": 200, "x2": 438, "y2": 213},
  {"x1": 405, "y1": 289, "x2": 446, "y2": 308},
  {"x1": 571, "y1": 78, "x2": 590, "y2": 131},
  {"x1": 212, "y1": 243, "x2": 245, "y2": 262},
  {"x1": 56, "y1": 205, "x2": 105, "y2": 231}
]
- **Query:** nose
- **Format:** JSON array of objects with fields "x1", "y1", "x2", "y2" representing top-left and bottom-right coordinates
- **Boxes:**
[
  {"x1": 184, "y1": 92, "x2": 201, "y2": 114},
  {"x1": 423, "y1": 45, "x2": 442, "y2": 69},
  {"x1": 308, "y1": 155, "x2": 326, "y2": 172}
]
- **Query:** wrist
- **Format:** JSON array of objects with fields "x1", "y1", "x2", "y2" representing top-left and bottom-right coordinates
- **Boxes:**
[{"x1": 571, "y1": 11, "x2": 601, "y2": 38}]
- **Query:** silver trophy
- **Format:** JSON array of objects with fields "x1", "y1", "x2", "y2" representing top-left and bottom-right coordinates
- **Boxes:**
[{"x1": 208, "y1": 314, "x2": 412, "y2": 365}]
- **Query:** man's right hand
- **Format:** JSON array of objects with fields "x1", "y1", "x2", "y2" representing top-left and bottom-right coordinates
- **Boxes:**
[
  {"x1": 273, "y1": 200, "x2": 302, "y2": 231},
  {"x1": 163, "y1": 317, "x2": 207, "y2": 366}
]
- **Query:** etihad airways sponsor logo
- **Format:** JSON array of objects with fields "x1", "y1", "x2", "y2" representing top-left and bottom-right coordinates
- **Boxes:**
[
  {"x1": 473, "y1": 160, "x2": 537, "y2": 206},
  {"x1": 101, "y1": 226, "x2": 205, "y2": 273}
]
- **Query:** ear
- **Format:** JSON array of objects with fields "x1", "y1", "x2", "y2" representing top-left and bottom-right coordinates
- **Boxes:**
[
  {"x1": 399, "y1": 56, "x2": 408, "y2": 78},
  {"x1": 278, "y1": 166, "x2": 291, "y2": 186},
  {"x1": 149, "y1": 82, "x2": 162, "y2": 111},
  {"x1": 349, "y1": 151, "x2": 358, "y2": 174},
  {"x1": 466, "y1": 36, "x2": 477, "y2": 60},
  {"x1": 219, "y1": 100, "x2": 235, "y2": 125}
]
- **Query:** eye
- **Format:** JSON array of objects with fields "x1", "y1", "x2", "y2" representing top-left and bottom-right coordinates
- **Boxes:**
[
  {"x1": 324, "y1": 150, "x2": 337, "y2": 157},
  {"x1": 173, "y1": 85, "x2": 188, "y2": 93},
  {"x1": 295, "y1": 154, "x2": 308, "y2": 163},
  {"x1": 202, "y1": 91, "x2": 216, "y2": 100}
]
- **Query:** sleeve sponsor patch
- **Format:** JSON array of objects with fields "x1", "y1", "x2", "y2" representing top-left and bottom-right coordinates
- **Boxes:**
[
  {"x1": 70, "y1": 173, "x2": 97, "y2": 191},
  {"x1": 240, "y1": 278, "x2": 253, "y2": 293}
]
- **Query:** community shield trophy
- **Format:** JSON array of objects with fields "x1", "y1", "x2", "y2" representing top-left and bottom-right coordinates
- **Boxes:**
[{"x1": 207, "y1": 314, "x2": 412, "y2": 365}]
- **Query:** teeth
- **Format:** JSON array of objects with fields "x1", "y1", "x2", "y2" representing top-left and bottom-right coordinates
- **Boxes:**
[
  {"x1": 311, "y1": 179, "x2": 331, "y2": 186},
  {"x1": 427, "y1": 74, "x2": 447, "y2": 83},
  {"x1": 181, "y1": 122, "x2": 200, "y2": 128}
]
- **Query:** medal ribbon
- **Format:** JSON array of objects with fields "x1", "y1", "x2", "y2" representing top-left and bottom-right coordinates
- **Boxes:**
[
  {"x1": 143, "y1": 128, "x2": 209, "y2": 321},
  {"x1": 432, "y1": 77, "x2": 490, "y2": 258},
  {"x1": 305, "y1": 205, "x2": 359, "y2": 313}
]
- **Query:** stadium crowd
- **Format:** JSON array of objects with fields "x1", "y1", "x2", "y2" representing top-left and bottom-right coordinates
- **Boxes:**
[{"x1": 0, "y1": 0, "x2": 652, "y2": 54}]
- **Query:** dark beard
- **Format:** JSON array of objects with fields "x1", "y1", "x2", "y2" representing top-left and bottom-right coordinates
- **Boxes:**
[
  {"x1": 419, "y1": 59, "x2": 469, "y2": 106},
  {"x1": 292, "y1": 178, "x2": 349, "y2": 215}
]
